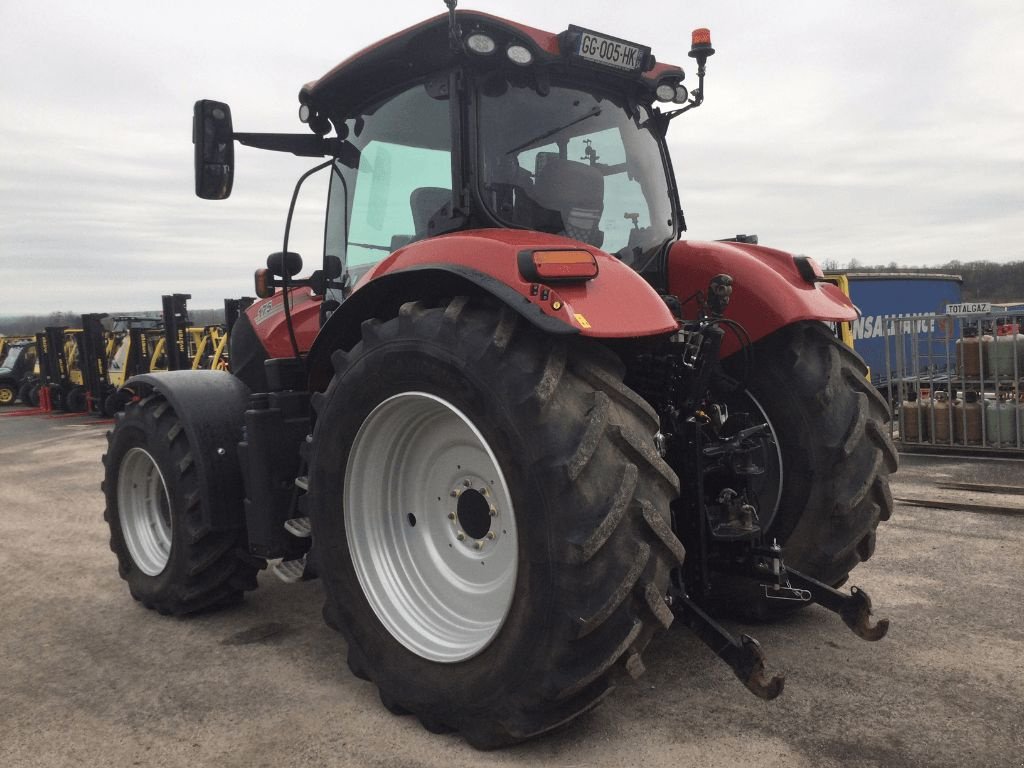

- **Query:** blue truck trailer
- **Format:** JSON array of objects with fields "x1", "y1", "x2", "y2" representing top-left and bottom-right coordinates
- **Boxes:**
[{"x1": 829, "y1": 273, "x2": 963, "y2": 386}]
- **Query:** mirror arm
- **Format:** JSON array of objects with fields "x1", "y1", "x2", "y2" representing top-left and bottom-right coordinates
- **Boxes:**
[
  {"x1": 263, "y1": 271, "x2": 347, "y2": 297},
  {"x1": 234, "y1": 133, "x2": 359, "y2": 166}
]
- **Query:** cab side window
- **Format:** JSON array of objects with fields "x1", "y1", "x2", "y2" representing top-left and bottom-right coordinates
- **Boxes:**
[{"x1": 325, "y1": 82, "x2": 453, "y2": 287}]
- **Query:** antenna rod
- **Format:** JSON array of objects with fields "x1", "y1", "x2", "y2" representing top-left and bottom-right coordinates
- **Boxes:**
[{"x1": 444, "y1": 0, "x2": 461, "y2": 51}]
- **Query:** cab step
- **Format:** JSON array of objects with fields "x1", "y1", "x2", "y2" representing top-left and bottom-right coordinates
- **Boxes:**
[
  {"x1": 272, "y1": 555, "x2": 308, "y2": 584},
  {"x1": 284, "y1": 516, "x2": 312, "y2": 538}
]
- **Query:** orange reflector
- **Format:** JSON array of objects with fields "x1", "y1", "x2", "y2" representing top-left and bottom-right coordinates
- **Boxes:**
[
  {"x1": 692, "y1": 28, "x2": 711, "y2": 46},
  {"x1": 528, "y1": 250, "x2": 599, "y2": 281},
  {"x1": 254, "y1": 268, "x2": 274, "y2": 298}
]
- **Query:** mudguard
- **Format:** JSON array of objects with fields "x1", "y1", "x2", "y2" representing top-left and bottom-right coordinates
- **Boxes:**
[
  {"x1": 667, "y1": 240, "x2": 858, "y2": 356},
  {"x1": 307, "y1": 229, "x2": 678, "y2": 389},
  {"x1": 122, "y1": 371, "x2": 250, "y2": 532}
]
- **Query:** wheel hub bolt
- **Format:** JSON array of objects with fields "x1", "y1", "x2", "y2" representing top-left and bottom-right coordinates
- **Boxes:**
[
  {"x1": 447, "y1": 512, "x2": 456, "y2": 520},
  {"x1": 463, "y1": 479, "x2": 472, "y2": 487},
  {"x1": 450, "y1": 490, "x2": 459, "y2": 498},
  {"x1": 457, "y1": 532, "x2": 466, "y2": 541},
  {"x1": 486, "y1": 531, "x2": 496, "y2": 540},
  {"x1": 489, "y1": 506, "x2": 497, "y2": 517},
  {"x1": 474, "y1": 541, "x2": 484, "y2": 550}
]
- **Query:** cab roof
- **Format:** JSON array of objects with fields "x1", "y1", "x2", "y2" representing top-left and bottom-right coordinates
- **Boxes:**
[{"x1": 299, "y1": 11, "x2": 684, "y2": 126}]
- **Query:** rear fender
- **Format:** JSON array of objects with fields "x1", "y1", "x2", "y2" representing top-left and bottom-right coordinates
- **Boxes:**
[
  {"x1": 122, "y1": 370, "x2": 250, "y2": 532},
  {"x1": 307, "y1": 229, "x2": 677, "y2": 390},
  {"x1": 667, "y1": 240, "x2": 857, "y2": 356}
]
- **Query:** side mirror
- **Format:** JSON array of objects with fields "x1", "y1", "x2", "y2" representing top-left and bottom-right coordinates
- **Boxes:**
[
  {"x1": 324, "y1": 254, "x2": 343, "y2": 280},
  {"x1": 193, "y1": 100, "x2": 235, "y2": 200},
  {"x1": 267, "y1": 251, "x2": 303, "y2": 278}
]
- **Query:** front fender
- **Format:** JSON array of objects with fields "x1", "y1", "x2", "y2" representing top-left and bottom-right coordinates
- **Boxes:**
[
  {"x1": 122, "y1": 370, "x2": 250, "y2": 532},
  {"x1": 308, "y1": 229, "x2": 677, "y2": 389},
  {"x1": 667, "y1": 240, "x2": 857, "y2": 356}
]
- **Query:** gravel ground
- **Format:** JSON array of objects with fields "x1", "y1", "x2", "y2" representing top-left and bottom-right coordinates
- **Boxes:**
[{"x1": 1, "y1": 412, "x2": 1021, "y2": 767}]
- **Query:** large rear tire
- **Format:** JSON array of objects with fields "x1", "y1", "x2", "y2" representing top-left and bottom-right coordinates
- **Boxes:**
[
  {"x1": 708, "y1": 321, "x2": 897, "y2": 618},
  {"x1": 102, "y1": 396, "x2": 260, "y2": 614},
  {"x1": 307, "y1": 298, "x2": 683, "y2": 748}
]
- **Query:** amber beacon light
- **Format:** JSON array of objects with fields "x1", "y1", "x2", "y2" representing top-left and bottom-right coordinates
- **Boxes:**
[{"x1": 689, "y1": 28, "x2": 715, "y2": 60}]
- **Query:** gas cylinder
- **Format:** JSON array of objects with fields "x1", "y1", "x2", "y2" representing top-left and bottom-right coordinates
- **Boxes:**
[
  {"x1": 956, "y1": 334, "x2": 983, "y2": 379},
  {"x1": 930, "y1": 391, "x2": 952, "y2": 444},
  {"x1": 901, "y1": 394, "x2": 928, "y2": 442},
  {"x1": 984, "y1": 331, "x2": 1024, "y2": 379},
  {"x1": 953, "y1": 392, "x2": 983, "y2": 446},
  {"x1": 984, "y1": 395, "x2": 1018, "y2": 447}
]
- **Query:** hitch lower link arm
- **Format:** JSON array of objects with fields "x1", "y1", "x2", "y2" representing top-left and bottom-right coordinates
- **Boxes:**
[
  {"x1": 668, "y1": 591, "x2": 785, "y2": 700},
  {"x1": 752, "y1": 544, "x2": 890, "y2": 641}
]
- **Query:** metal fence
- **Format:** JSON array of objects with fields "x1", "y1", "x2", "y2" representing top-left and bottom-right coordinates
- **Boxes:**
[{"x1": 871, "y1": 311, "x2": 1024, "y2": 452}]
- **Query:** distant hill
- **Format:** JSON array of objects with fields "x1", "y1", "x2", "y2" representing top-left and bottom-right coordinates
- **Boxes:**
[{"x1": 827, "y1": 260, "x2": 1024, "y2": 302}]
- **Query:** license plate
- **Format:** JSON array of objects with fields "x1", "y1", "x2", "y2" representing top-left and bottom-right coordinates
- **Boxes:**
[{"x1": 569, "y1": 25, "x2": 648, "y2": 73}]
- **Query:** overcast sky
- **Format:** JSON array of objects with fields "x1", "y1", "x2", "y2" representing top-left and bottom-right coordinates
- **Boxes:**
[{"x1": 1, "y1": 1, "x2": 1022, "y2": 315}]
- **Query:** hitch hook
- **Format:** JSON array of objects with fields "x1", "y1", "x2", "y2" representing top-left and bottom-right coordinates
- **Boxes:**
[
  {"x1": 840, "y1": 586, "x2": 890, "y2": 642},
  {"x1": 733, "y1": 634, "x2": 786, "y2": 700},
  {"x1": 785, "y1": 568, "x2": 890, "y2": 641}
]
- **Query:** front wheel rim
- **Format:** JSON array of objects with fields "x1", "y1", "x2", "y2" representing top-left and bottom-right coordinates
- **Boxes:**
[
  {"x1": 118, "y1": 447, "x2": 173, "y2": 576},
  {"x1": 344, "y1": 392, "x2": 518, "y2": 663}
]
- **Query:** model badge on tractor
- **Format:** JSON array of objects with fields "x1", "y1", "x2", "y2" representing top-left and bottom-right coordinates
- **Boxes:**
[{"x1": 102, "y1": 1, "x2": 896, "y2": 748}]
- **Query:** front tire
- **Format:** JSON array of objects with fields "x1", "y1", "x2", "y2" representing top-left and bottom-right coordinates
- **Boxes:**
[
  {"x1": 308, "y1": 299, "x2": 683, "y2": 747},
  {"x1": 102, "y1": 396, "x2": 260, "y2": 614},
  {"x1": 0, "y1": 381, "x2": 16, "y2": 406}
]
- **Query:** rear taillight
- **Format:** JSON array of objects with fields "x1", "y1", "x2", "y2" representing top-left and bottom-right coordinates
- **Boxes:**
[{"x1": 518, "y1": 249, "x2": 599, "y2": 283}]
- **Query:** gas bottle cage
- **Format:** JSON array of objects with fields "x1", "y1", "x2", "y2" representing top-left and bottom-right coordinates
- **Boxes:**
[{"x1": 864, "y1": 309, "x2": 1024, "y2": 452}]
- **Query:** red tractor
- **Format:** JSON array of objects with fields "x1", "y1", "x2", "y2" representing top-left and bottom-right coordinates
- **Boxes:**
[{"x1": 103, "y1": 3, "x2": 895, "y2": 748}]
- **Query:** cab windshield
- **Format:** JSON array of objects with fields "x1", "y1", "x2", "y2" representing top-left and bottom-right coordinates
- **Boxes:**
[{"x1": 476, "y1": 75, "x2": 676, "y2": 265}]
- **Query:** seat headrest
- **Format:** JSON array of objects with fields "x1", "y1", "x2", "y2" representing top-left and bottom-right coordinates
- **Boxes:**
[{"x1": 532, "y1": 158, "x2": 604, "y2": 213}]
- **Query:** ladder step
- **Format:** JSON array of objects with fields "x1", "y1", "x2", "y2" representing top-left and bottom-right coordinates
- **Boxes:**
[
  {"x1": 284, "y1": 517, "x2": 312, "y2": 538},
  {"x1": 294, "y1": 475, "x2": 309, "y2": 491},
  {"x1": 272, "y1": 555, "x2": 307, "y2": 584}
]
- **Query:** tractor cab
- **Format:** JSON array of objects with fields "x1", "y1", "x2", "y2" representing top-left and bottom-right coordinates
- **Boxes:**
[
  {"x1": 299, "y1": 11, "x2": 708, "y2": 289},
  {"x1": 194, "y1": 7, "x2": 715, "y2": 299}
]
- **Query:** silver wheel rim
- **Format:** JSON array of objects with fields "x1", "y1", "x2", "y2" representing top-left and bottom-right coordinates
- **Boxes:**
[
  {"x1": 118, "y1": 447, "x2": 173, "y2": 576},
  {"x1": 344, "y1": 392, "x2": 518, "y2": 663}
]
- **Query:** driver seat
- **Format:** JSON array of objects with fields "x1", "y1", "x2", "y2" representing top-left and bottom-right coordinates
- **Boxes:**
[{"x1": 531, "y1": 157, "x2": 604, "y2": 247}]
